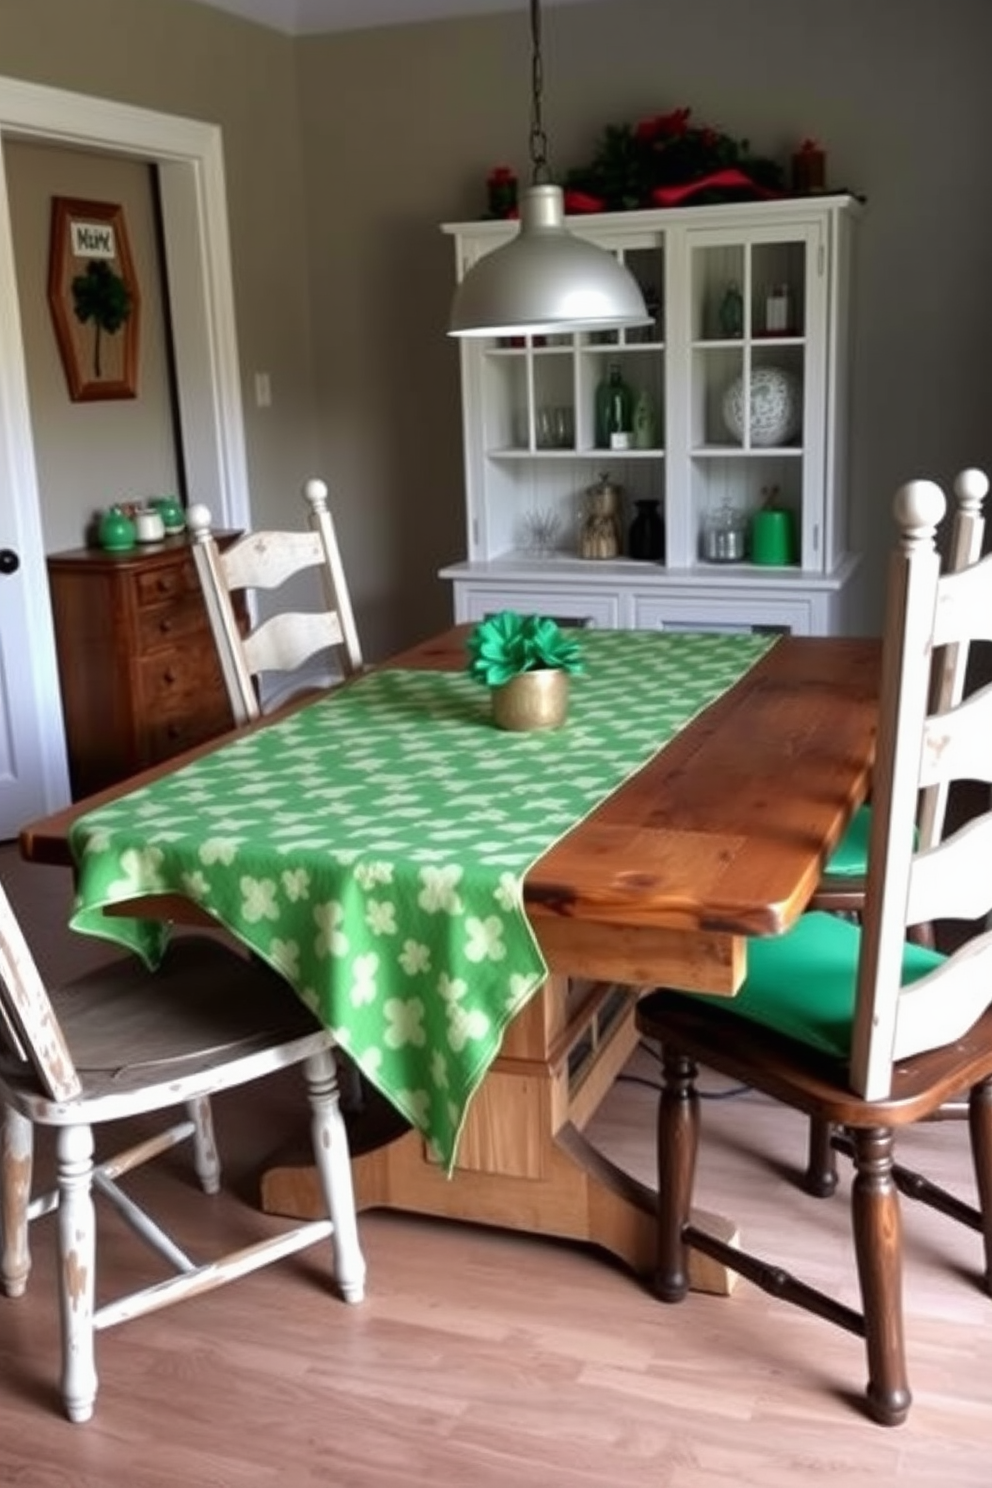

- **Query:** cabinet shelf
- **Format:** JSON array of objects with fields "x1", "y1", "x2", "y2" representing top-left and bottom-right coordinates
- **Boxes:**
[
  {"x1": 444, "y1": 195, "x2": 861, "y2": 637},
  {"x1": 694, "y1": 335, "x2": 806, "y2": 349},
  {"x1": 484, "y1": 345, "x2": 574, "y2": 359},
  {"x1": 580, "y1": 344, "x2": 666, "y2": 356},
  {"x1": 488, "y1": 447, "x2": 666, "y2": 460},
  {"x1": 692, "y1": 444, "x2": 803, "y2": 457}
]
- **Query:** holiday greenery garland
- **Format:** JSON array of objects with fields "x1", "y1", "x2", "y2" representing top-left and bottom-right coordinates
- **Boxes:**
[
  {"x1": 483, "y1": 106, "x2": 790, "y2": 218},
  {"x1": 563, "y1": 107, "x2": 784, "y2": 213}
]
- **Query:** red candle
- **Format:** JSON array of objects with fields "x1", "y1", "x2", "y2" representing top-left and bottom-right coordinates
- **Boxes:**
[{"x1": 792, "y1": 138, "x2": 826, "y2": 194}]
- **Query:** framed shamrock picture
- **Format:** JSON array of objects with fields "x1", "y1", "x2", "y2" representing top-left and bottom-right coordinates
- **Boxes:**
[{"x1": 47, "y1": 197, "x2": 140, "y2": 401}]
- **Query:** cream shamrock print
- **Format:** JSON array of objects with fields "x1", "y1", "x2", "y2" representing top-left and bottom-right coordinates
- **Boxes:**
[
  {"x1": 400, "y1": 940, "x2": 432, "y2": 975},
  {"x1": 383, "y1": 996, "x2": 427, "y2": 1049},
  {"x1": 240, "y1": 877, "x2": 280, "y2": 923},
  {"x1": 438, "y1": 974, "x2": 491, "y2": 1052},
  {"x1": 349, "y1": 954, "x2": 379, "y2": 1007},
  {"x1": 68, "y1": 629, "x2": 776, "y2": 1172},
  {"x1": 314, "y1": 900, "x2": 349, "y2": 957},
  {"x1": 281, "y1": 867, "x2": 311, "y2": 901},
  {"x1": 268, "y1": 938, "x2": 301, "y2": 980},
  {"x1": 465, "y1": 915, "x2": 507, "y2": 963},
  {"x1": 418, "y1": 865, "x2": 463, "y2": 914},
  {"x1": 365, "y1": 899, "x2": 398, "y2": 935}
]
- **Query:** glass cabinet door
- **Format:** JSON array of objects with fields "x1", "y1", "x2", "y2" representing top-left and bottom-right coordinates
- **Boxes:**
[{"x1": 683, "y1": 221, "x2": 826, "y2": 572}]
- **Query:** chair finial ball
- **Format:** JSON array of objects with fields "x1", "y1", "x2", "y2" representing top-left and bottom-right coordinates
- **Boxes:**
[
  {"x1": 953, "y1": 466, "x2": 989, "y2": 512},
  {"x1": 893, "y1": 480, "x2": 946, "y2": 535},
  {"x1": 185, "y1": 503, "x2": 213, "y2": 537},
  {"x1": 303, "y1": 478, "x2": 329, "y2": 504}
]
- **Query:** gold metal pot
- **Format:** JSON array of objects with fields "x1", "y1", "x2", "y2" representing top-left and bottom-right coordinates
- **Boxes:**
[{"x1": 491, "y1": 669, "x2": 569, "y2": 731}]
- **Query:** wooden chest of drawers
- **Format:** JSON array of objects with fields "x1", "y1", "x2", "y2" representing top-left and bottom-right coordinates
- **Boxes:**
[{"x1": 47, "y1": 536, "x2": 243, "y2": 799}]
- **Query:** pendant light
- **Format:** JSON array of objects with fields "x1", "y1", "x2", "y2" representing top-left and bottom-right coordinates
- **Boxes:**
[{"x1": 448, "y1": 0, "x2": 650, "y2": 339}]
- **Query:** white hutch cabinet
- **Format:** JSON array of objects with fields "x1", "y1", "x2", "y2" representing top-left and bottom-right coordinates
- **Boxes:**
[{"x1": 440, "y1": 195, "x2": 861, "y2": 636}]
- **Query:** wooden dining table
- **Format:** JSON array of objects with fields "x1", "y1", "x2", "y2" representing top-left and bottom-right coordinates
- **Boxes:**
[{"x1": 20, "y1": 625, "x2": 881, "y2": 1295}]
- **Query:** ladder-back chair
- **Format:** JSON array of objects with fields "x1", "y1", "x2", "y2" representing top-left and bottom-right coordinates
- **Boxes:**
[
  {"x1": 802, "y1": 465, "x2": 988, "y2": 1193},
  {"x1": 636, "y1": 477, "x2": 992, "y2": 1425},
  {"x1": 189, "y1": 478, "x2": 367, "y2": 1109},
  {"x1": 188, "y1": 477, "x2": 363, "y2": 725},
  {"x1": 0, "y1": 886, "x2": 365, "y2": 1422}
]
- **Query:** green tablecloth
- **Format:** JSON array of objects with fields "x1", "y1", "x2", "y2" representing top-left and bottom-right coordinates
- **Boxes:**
[{"x1": 69, "y1": 629, "x2": 775, "y2": 1170}]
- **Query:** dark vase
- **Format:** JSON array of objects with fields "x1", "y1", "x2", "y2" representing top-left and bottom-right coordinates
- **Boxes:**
[{"x1": 628, "y1": 499, "x2": 665, "y2": 561}]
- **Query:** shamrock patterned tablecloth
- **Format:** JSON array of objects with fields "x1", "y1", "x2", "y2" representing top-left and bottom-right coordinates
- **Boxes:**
[{"x1": 68, "y1": 629, "x2": 776, "y2": 1171}]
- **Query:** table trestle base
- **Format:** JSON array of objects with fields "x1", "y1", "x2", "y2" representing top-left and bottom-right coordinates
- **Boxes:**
[{"x1": 261, "y1": 977, "x2": 740, "y2": 1295}]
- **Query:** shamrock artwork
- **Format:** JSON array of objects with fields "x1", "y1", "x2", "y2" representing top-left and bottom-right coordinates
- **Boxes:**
[
  {"x1": 71, "y1": 259, "x2": 133, "y2": 380},
  {"x1": 47, "y1": 197, "x2": 141, "y2": 401}
]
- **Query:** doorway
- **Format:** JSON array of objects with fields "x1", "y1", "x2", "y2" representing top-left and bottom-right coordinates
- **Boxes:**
[
  {"x1": 6, "y1": 141, "x2": 184, "y2": 552},
  {"x1": 0, "y1": 76, "x2": 250, "y2": 837}
]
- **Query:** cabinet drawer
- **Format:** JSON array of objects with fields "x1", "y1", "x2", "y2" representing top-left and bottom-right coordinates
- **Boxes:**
[
  {"x1": 134, "y1": 555, "x2": 198, "y2": 607},
  {"x1": 632, "y1": 593, "x2": 812, "y2": 635},
  {"x1": 144, "y1": 702, "x2": 233, "y2": 764},
  {"x1": 136, "y1": 595, "x2": 213, "y2": 653},
  {"x1": 456, "y1": 584, "x2": 621, "y2": 629},
  {"x1": 138, "y1": 648, "x2": 225, "y2": 716}
]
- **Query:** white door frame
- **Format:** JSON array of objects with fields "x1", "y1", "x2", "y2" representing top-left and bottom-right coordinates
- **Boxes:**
[{"x1": 0, "y1": 75, "x2": 250, "y2": 824}]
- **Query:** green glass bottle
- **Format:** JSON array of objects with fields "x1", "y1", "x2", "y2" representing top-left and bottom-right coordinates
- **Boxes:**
[
  {"x1": 595, "y1": 363, "x2": 633, "y2": 450},
  {"x1": 718, "y1": 281, "x2": 744, "y2": 339},
  {"x1": 632, "y1": 390, "x2": 656, "y2": 449}
]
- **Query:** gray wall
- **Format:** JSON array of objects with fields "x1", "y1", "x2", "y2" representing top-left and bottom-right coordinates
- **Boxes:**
[{"x1": 2, "y1": 0, "x2": 991, "y2": 654}]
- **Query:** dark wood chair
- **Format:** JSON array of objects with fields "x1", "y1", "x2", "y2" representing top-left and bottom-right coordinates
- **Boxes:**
[{"x1": 636, "y1": 476, "x2": 992, "y2": 1425}]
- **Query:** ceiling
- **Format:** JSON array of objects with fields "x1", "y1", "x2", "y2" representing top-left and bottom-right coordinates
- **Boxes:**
[{"x1": 180, "y1": 0, "x2": 598, "y2": 35}]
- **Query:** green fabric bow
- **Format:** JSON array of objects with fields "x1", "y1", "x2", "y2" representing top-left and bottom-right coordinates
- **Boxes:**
[{"x1": 466, "y1": 612, "x2": 584, "y2": 688}]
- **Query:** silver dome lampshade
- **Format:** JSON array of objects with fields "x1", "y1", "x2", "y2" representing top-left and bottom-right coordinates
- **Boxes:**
[
  {"x1": 447, "y1": 0, "x2": 649, "y2": 340},
  {"x1": 449, "y1": 183, "x2": 650, "y2": 339}
]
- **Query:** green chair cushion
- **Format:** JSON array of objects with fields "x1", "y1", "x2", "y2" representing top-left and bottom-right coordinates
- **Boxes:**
[
  {"x1": 694, "y1": 911, "x2": 945, "y2": 1060},
  {"x1": 823, "y1": 803, "x2": 872, "y2": 877}
]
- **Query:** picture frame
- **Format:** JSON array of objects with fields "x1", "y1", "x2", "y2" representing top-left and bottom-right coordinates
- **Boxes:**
[{"x1": 47, "y1": 197, "x2": 141, "y2": 402}]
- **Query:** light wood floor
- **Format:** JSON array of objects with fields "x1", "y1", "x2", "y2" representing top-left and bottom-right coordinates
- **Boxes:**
[{"x1": 2, "y1": 843, "x2": 992, "y2": 1485}]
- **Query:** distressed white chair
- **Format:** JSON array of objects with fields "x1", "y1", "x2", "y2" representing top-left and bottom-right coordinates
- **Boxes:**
[
  {"x1": 637, "y1": 477, "x2": 992, "y2": 1425},
  {"x1": 0, "y1": 886, "x2": 365, "y2": 1422},
  {"x1": 187, "y1": 477, "x2": 363, "y2": 724},
  {"x1": 801, "y1": 465, "x2": 988, "y2": 1193}
]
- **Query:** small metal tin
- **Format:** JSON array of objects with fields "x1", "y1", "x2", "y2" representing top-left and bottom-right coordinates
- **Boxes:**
[
  {"x1": 702, "y1": 505, "x2": 747, "y2": 563},
  {"x1": 702, "y1": 525, "x2": 746, "y2": 562}
]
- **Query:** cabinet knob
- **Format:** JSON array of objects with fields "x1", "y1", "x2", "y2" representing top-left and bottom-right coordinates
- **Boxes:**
[
  {"x1": 159, "y1": 618, "x2": 173, "y2": 634},
  {"x1": 0, "y1": 548, "x2": 20, "y2": 575},
  {"x1": 163, "y1": 668, "x2": 177, "y2": 685}
]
